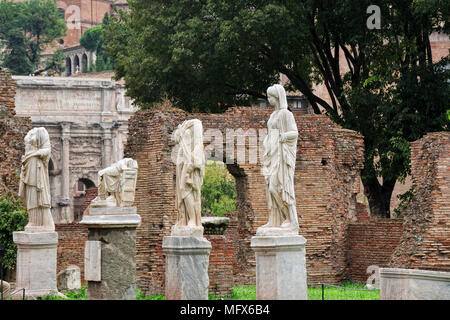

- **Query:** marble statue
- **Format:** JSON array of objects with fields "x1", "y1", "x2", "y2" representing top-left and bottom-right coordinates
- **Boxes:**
[
  {"x1": 19, "y1": 127, "x2": 55, "y2": 232},
  {"x1": 257, "y1": 84, "x2": 299, "y2": 235},
  {"x1": 172, "y1": 119, "x2": 206, "y2": 236},
  {"x1": 91, "y1": 158, "x2": 138, "y2": 207}
]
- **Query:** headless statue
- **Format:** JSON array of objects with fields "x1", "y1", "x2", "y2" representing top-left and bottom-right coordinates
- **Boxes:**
[{"x1": 19, "y1": 127, "x2": 55, "y2": 232}]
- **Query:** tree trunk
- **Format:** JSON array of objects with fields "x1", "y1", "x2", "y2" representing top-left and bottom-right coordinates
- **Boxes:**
[{"x1": 361, "y1": 176, "x2": 396, "y2": 218}]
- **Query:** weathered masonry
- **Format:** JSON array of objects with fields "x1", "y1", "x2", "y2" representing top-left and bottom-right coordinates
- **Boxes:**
[
  {"x1": 13, "y1": 76, "x2": 137, "y2": 223},
  {"x1": 390, "y1": 132, "x2": 450, "y2": 271},
  {"x1": 125, "y1": 107, "x2": 365, "y2": 294},
  {"x1": 0, "y1": 69, "x2": 32, "y2": 196}
]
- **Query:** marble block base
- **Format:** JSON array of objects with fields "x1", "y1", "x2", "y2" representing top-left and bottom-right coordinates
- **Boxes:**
[
  {"x1": 251, "y1": 235, "x2": 307, "y2": 300},
  {"x1": 171, "y1": 225, "x2": 204, "y2": 237},
  {"x1": 380, "y1": 268, "x2": 450, "y2": 300},
  {"x1": 80, "y1": 207, "x2": 140, "y2": 300},
  {"x1": 163, "y1": 236, "x2": 212, "y2": 300},
  {"x1": 12, "y1": 231, "x2": 59, "y2": 299}
]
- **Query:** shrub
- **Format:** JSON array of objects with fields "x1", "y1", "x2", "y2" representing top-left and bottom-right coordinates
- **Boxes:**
[{"x1": 0, "y1": 196, "x2": 27, "y2": 271}]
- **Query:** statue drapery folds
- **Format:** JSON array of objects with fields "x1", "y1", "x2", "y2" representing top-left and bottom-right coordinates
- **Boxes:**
[{"x1": 258, "y1": 84, "x2": 299, "y2": 235}]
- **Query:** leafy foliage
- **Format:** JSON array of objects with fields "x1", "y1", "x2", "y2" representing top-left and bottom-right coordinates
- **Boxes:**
[
  {"x1": 80, "y1": 13, "x2": 113, "y2": 73},
  {"x1": 201, "y1": 161, "x2": 236, "y2": 217},
  {"x1": 0, "y1": 197, "x2": 27, "y2": 271},
  {"x1": 80, "y1": 25, "x2": 102, "y2": 52},
  {"x1": 104, "y1": 0, "x2": 450, "y2": 217},
  {"x1": 0, "y1": 0, "x2": 67, "y2": 75}
]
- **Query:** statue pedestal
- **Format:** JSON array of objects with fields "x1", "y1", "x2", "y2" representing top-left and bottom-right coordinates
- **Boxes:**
[
  {"x1": 80, "y1": 206, "x2": 141, "y2": 300},
  {"x1": 12, "y1": 231, "x2": 59, "y2": 299},
  {"x1": 162, "y1": 236, "x2": 211, "y2": 300},
  {"x1": 251, "y1": 235, "x2": 307, "y2": 300}
]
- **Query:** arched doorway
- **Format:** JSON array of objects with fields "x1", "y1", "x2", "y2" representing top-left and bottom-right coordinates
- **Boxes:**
[
  {"x1": 65, "y1": 57, "x2": 72, "y2": 76},
  {"x1": 201, "y1": 160, "x2": 236, "y2": 217},
  {"x1": 72, "y1": 178, "x2": 96, "y2": 222},
  {"x1": 82, "y1": 53, "x2": 88, "y2": 73},
  {"x1": 74, "y1": 55, "x2": 80, "y2": 73}
]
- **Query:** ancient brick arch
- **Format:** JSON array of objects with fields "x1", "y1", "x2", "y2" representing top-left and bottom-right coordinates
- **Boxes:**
[{"x1": 125, "y1": 106, "x2": 365, "y2": 294}]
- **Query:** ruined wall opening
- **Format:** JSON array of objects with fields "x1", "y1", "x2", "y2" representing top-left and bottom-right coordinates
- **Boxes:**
[
  {"x1": 72, "y1": 178, "x2": 95, "y2": 222},
  {"x1": 201, "y1": 161, "x2": 236, "y2": 218},
  {"x1": 125, "y1": 107, "x2": 366, "y2": 294}
]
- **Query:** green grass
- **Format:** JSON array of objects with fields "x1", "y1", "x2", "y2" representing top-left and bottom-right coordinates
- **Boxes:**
[
  {"x1": 40, "y1": 281, "x2": 379, "y2": 300},
  {"x1": 230, "y1": 285, "x2": 257, "y2": 300},
  {"x1": 229, "y1": 282, "x2": 379, "y2": 300},
  {"x1": 307, "y1": 281, "x2": 379, "y2": 300}
]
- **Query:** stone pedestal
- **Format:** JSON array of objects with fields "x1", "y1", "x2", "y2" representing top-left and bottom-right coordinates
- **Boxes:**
[
  {"x1": 13, "y1": 231, "x2": 58, "y2": 299},
  {"x1": 162, "y1": 236, "x2": 212, "y2": 300},
  {"x1": 380, "y1": 268, "x2": 450, "y2": 300},
  {"x1": 80, "y1": 206, "x2": 140, "y2": 300},
  {"x1": 251, "y1": 235, "x2": 307, "y2": 300}
]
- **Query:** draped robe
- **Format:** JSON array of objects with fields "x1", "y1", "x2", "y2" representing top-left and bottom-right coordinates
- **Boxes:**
[
  {"x1": 174, "y1": 119, "x2": 205, "y2": 227},
  {"x1": 262, "y1": 108, "x2": 298, "y2": 228},
  {"x1": 18, "y1": 127, "x2": 54, "y2": 231}
]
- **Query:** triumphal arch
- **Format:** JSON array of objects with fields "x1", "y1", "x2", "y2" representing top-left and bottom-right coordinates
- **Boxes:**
[{"x1": 13, "y1": 75, "x2": 136, "y2": 223}]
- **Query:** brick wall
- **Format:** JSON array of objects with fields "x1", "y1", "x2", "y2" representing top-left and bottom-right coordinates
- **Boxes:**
[
  {"x1": 55, "y1": 186, "x2": 98, "y2": 281},
  {"x1": 125, "y1": 106, "x2": 364, "y2": 294},
  {"x1": 390, "y1": 132, "x2": 450, "y2": 271},
  {"x1": 205, "y1": 233, "x2": 234, "y2": 296},
  {"x1": 0, "y1": 68, "x2": 31, "y2": 197},
  {"x1": 55, "y1": 223, "x2": 88, "y2": 283},
  {"x1": 347, "y1": 203, "x2": 404, "y2": 282}
]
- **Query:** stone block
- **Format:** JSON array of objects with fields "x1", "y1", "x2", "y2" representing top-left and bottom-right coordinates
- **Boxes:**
[
  {"x1": 380, "y1": 268, "x2": 450, "y2": 300},
  {"x1": 57, "y1": 265, "x2": 81, "y2": 291},
  {"x1": 251, "y1": 235, "x2": 307, "y2": 300},
  {"x1": 13, "y1": 231, "x2": 58, "y2": 298},
  {"x1": 80, "y1": 213, "x2": 141, "y2": 229},
  {"x1": 89, "y1": 206, "x2": 137, "y2": 216},
  {"x1": 84, "y1": 241, "x2": 101, "y2": 282},
  {"x1": 82, "y1": 210, "x2": 139, "y2": 300},
  {"x1": 202, "y1": 217, "x2": 230, "y2": 235},
  {"x1": 163, "y1": 236, "x2": 212, "y2": 300}
]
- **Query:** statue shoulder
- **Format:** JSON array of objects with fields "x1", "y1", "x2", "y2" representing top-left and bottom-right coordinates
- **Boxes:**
[{"x1": 278, "y1": 109, "x2": 295, "y2": 121}]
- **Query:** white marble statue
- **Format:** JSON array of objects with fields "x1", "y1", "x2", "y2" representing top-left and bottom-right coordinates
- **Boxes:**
[
  {"x1": 257, "y1": 84, "x2": 299, "y2": 235},
  {"x1": 91, "y1": 158, "x2": 138, "y2": 207},
  {"x1": 172, "y1": 119, "x2": 206, "y2": 236},
  {"x1": 19, "y1": 127, "x2": 55, "y2": 232}
]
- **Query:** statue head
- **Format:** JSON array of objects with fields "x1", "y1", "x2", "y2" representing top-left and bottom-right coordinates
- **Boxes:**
[{"x1": 267, "y1": 84, "x2": 288, "y2": 110}]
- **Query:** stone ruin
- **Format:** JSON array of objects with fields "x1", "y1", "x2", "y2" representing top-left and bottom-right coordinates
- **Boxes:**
[
  {"x1": 1, "y1": 69, "x2": 448, "y2": 298},
  {"x1": 390, "y1": 132, "x2": 450, "y2": 271},
  {"x1": 124, "y1": 106, "x2": 365, "y2": 294},
  {"x1": 0, "y1": 69, "x2": 31, "y2": 196}
]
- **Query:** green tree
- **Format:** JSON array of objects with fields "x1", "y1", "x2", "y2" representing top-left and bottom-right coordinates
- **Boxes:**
[
  {"x1": 0, "y1": 197, "x2": 27, "y2": 272},
  {"x1": 80, "y1": 13, "x2": 113, "y2": 73},
  {"x1": 0, "y1": 0, "x2": 67, "y2": 75},
  {"x1": 104, "y1": 0, "x2": 450, "y2": 217},
  {"x1": 201, "y1": 162, "x2": 236, "y2": 217}
]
